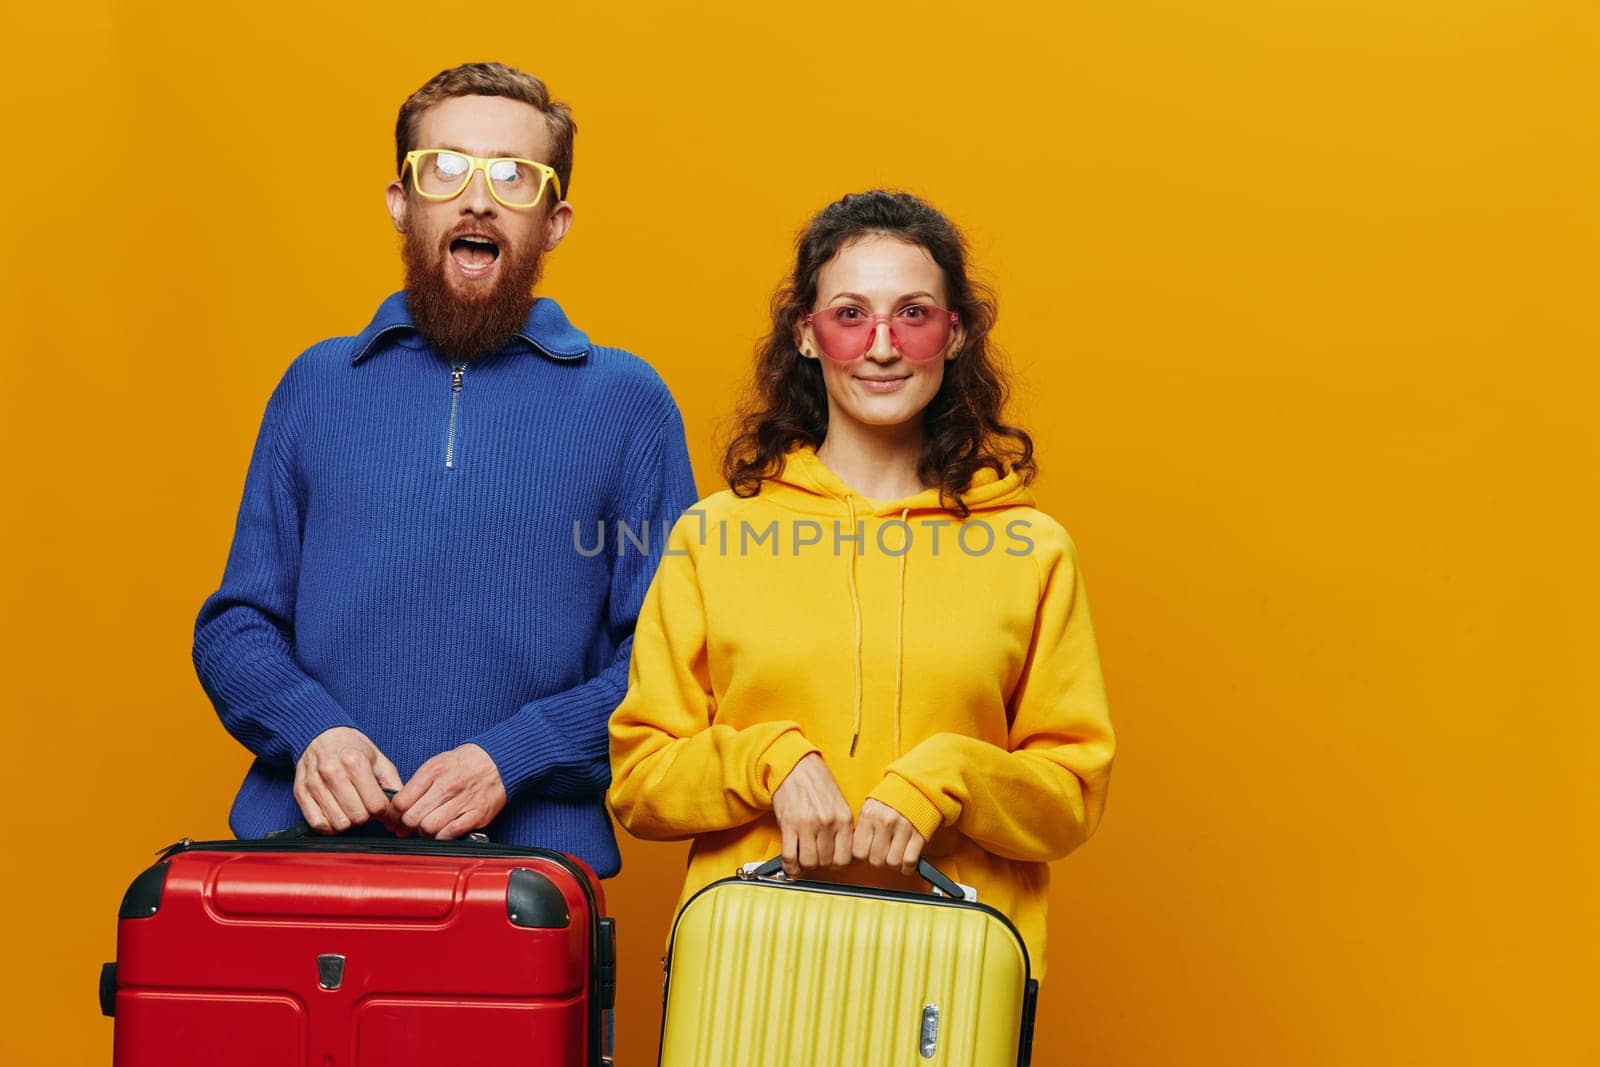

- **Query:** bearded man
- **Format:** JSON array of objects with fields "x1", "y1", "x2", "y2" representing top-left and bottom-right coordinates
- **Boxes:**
[{"x1": 193, "y1": 63, "x2": 696, "y2": 874}]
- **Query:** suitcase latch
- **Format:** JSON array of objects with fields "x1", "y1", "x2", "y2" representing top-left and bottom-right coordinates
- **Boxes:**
[
  {"x1": 920, "y1": 1004, "x2": 940, "y2": 1058},
  {"x1": 317, "y1": 954, "x2": 346, "y2": 991}
]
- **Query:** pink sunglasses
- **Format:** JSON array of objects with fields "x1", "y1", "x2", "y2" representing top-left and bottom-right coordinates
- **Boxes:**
[{"x1": 805, "y1": 304, "x2": 959, "y2": 362}]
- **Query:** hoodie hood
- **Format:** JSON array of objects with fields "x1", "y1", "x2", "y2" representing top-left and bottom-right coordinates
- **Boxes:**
[{"x1": 769, "y1": 446, "x2": 1035, "y2": 516}]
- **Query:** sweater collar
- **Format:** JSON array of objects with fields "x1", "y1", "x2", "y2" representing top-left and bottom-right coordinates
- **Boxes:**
[{"x1": 351, "y1": 290, "x2": 591, "y2": 364}]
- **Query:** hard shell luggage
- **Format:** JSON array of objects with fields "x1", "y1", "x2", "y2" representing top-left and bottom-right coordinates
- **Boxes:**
[
  {"x1": 100, "y1": 830, "x2": 616, "y2": 1067},
  {"x1": 658, "y1": 857, "x2": 1038, "y2": 1067}
]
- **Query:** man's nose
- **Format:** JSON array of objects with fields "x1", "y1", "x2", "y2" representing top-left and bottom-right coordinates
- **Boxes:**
[{"x1": 459, "y1": 167, "x2": 496, "y2": 215}]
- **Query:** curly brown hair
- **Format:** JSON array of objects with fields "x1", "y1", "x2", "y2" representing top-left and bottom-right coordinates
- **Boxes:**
[{"x1": 723, "y1": 190, "x2": 1035, "y2": 516}]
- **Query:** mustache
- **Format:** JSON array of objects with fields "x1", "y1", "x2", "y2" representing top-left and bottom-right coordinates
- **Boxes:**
[{"x1": 441, "y1": 219, "x2": 511, "y2": 248}]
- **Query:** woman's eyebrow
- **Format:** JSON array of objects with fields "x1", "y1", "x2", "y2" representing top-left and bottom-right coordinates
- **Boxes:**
[{"x1": 823, "y1": 290, "x2": 938, "y2": 304}]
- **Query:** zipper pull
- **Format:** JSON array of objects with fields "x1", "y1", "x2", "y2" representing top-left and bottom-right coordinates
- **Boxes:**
[{"x1": 451, "y1": 360, "x2": 467, "y2": 390}]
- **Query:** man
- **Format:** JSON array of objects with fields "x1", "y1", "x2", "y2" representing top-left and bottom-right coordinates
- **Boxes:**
[{"x1": 193, "y1": 63, "x2": 696, "y2": 876}]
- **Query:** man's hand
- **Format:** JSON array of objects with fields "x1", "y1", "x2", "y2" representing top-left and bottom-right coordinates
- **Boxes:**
[
  {"x1": 851, "y1": 798, "x2": 927, "y2": 876},
  {"x1": 392, "y1": 743, "x2": 507, "y2": 840},
  {"x1": 771, "y1": 752, "x2": 853, "y2": 878},
  {"x1": 294, "y1": 727, "x2": 403, "y2": 833}
]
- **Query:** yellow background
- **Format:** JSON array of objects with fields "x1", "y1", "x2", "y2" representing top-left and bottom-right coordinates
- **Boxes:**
[{"x1": 3, "y1": 1, "x2": 1596, "y2": 1063}]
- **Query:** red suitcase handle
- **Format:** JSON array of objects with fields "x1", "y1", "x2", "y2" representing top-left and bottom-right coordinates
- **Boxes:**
[{"x1": 262, "y1": 790, "x2": 493, "y2": 844}]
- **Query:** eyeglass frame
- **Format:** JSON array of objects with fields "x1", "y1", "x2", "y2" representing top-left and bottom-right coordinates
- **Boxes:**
[
  {"x1": 400, "y1": 149, "x2": 563, "y2": 210},
  {"x1": 803, "y1": 304, "x2": 961, "y2": 362}
]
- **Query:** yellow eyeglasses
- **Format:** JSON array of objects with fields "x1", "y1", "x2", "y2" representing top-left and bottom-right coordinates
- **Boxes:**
[{"x1": 401, "y1": 149, "x2": 562, "y2": 209}]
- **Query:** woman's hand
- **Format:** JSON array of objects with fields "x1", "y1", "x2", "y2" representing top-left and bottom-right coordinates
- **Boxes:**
[
  {"x1": 771, "y1": 753, "x2": 853, "y2": 877},
  {"x1": 852, "y1": 798, "x2": 926, "y2": 876}
]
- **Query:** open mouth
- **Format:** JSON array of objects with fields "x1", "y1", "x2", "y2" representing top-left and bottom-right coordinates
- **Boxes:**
[{"x1": 449, "y1": 234, "x2": 501, "y2": 273}]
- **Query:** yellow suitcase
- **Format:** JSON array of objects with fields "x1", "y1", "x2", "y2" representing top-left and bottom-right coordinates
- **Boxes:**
[{"x1": 659, "y1": 858, "x2": 1038, "y2": 1066}]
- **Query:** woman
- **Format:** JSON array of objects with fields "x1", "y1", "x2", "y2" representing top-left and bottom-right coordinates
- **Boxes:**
[{"x1": 608, "y1": 190, "x2": 1113, "y2": 980}]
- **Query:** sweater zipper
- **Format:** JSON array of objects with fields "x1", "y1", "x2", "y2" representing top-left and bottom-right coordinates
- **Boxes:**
[{"x1": 444, "y1": 360, "x2": 467, "y2": 470}]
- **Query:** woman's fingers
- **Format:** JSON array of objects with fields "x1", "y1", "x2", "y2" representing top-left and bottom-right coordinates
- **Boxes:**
[
  {"x1": 849, "y1": 799, "x2": 927, "y2": 873},
  {"x1": 774, "y1": 754, "x2": 856, "y2": 873},
  {"x1": 827, "y1": 798, "x2": 853, "y2": 867},
  {"x1": 781, "y1": 823, "x2": 800, "y2": 878},
  {"x1": 797, "y1": 822, "x2": 821, "y2": 871},
  {"x1": 869, "y1": 813, "x2": 896, "y2": 867},
  {"x1": 883, "y1": 819, "x2": 913, "y2": 871},
  {"x1": 780, "y1": 783, "x2": 930, "y2": 877},
  {"x1": 850, "y1": 818, "x2": 875, "y2": 864},
  {"x1": 900, "y1": 827, "x2": 927, "y2": 877}
]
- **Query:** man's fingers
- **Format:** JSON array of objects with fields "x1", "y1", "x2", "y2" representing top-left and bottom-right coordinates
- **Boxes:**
[
  {"x1": 401, "y1": 785, "x2": 444, "y2": 832},
  {"x1": 351, "y1": 764, "x2": 392, "y2": 818},
  {"x1": 373, "y1": 754, "x2": 404, "y2": 795},
  {"x1": 434, "y1": 810, "x2": 480, "y2": 841},
  {"x1": 294, "y1": 778, "x2": 333, "y2": 833},
  {"x1": 296, "y1": 731, "x2": 404, "y2": 834},
  {"x1": 418, "y1": 789, "x2": 470, "y2": 837},
  {"x1": 295, "y1": 761, "x2": 330, "y2": 832},
  {"x1": 320, "y1": 767, "x2": 369, "y2": 827},
  {"x1": 319, "y1": 791, "x2": 352, "y2": 832},
  {"x1": 292, "y1": 776, "x2": 316, "y2": 827},
  {"x1": 393, "y1": 762, "x2": 437, "y2": 815},
  {"x1": 305, "y1": 778, "x2": 349, "y2": 832}
]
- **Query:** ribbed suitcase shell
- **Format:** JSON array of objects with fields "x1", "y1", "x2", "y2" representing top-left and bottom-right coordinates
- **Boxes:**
[{"x1": 660, "y1": 872, "x2": 1036, "y2": 1066}]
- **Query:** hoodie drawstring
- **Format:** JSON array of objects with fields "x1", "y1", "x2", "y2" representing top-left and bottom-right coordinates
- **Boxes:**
[
  {"x1": 893, "y1": 506, "x2": 908, "y2": 758},
  {"x1": 846, "y1": 496, "x2": 864, "y2": 756},
  {"x1": 845, "y1": 500, "x2": 911, "y2": 759}
]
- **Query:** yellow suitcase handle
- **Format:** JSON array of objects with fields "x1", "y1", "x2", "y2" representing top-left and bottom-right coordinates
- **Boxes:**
[{"x1": 746, "y1": 855, "x2": 972, "y2": 902}]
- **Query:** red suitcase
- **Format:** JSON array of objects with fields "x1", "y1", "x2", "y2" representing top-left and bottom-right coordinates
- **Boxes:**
[{"x1": 100, "y1": 833, "x2": 616, "y2": 1067}]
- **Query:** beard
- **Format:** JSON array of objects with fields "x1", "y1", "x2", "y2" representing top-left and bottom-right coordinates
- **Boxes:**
[{"x1": 402, "y1": 221, "x2": 546, "y2": 361}]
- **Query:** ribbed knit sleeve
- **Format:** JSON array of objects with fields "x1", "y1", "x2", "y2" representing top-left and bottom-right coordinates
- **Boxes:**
[
  {"x1": 193, "y1": 358, "x2": 360, "y2": 768},
  {"x1": 471, "y1": 401, "x2": 698, "y2": 798}
]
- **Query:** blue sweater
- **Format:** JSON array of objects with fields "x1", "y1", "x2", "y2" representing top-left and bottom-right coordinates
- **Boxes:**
[{"x1": 194, "y1": 292, "x2": 697, "y2": 875}]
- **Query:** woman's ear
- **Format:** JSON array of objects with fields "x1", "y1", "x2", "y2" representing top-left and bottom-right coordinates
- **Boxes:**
[
  {"x1": 946, "y1": 319, "x2": 966, "y2": 360},
  {"x1": 796, "y1": 321, "x2": 819, "y2": 360}
]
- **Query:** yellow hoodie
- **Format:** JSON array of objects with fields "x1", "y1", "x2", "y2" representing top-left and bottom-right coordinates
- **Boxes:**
[{"x1": 608, "y1": 447, "x2": 1114, "y2": 980}]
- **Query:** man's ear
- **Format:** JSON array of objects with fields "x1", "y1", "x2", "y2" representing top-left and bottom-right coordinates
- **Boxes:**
[
  {"x1": 542, "y1": 201, "x2": 575, "y2": 251},
  {"x1": 386, "y1": 180, "x2": 408, "y2": 233}
]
